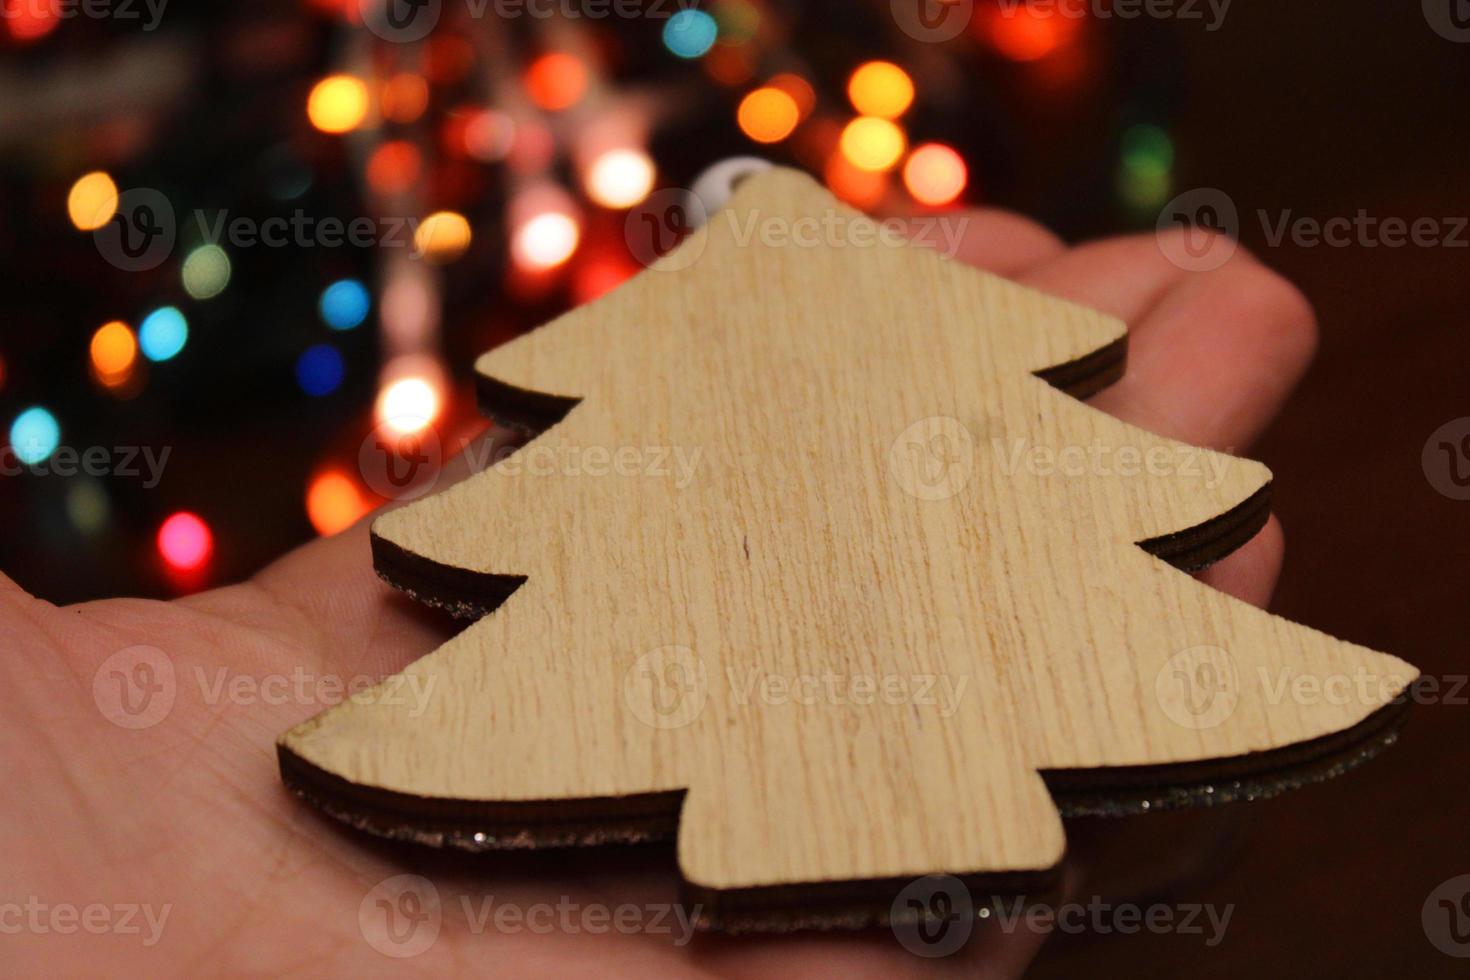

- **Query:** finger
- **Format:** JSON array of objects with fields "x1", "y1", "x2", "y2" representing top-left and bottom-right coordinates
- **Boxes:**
[
  {"x1": 1019, "y1": 233, "x2": 1319, "y2": 451},
  {"x1": 893, "y1": 207, "x2": 1066, "y2": 277},
  {"x1": 1197, "y1": 514, "x2": 1285, "y2": 608}
]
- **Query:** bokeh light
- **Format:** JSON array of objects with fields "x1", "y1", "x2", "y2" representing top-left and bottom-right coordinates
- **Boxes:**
[
  {"x1": 525, "y1": 53, "x2": 588, "y2": 112},
  {"x1": 825, "y1": 154, "x2": 888, "y2": 209},
  {"x1": 9, "y1": 406, "x2": 60, "y2": 466},
  {"x1": 90, "y1": 320, "x2": 137, "y2": 387},
  {"x1": 366, "y1": 141, "x2": 422, "y2": 196},
  {"x1": 65, "y1": 481, "x2": 110, "y2": 535},
  {"x1": 586, "y1": 149, "x2": 655, "y2": 209},
  {"x1": 512, "y1": 212, "x2": 580, "y2": 271},
  {"x1": 320, "y1": 279, "x2": 371, "y2": 331},
  {"x1": 413, "y1": 210, "x2": 473, "y2": 263},
  {"x1": 663, "y1": 9, "x2": 718, "y2": 59},
  {"x1": 139, "y1": 307, "x2": 189, "y2": 362},
  {"x1": 1117, "y1": 123, "x2": 1175, "y2": 209},
  {"x1": 847, "y1": 61, "x2": 915, "y2": 120},
  {"x1": 980, "y1": 5, "x2": 1083, "y2": 63},
  {"x1": 296, "y1": 343, "x2": 345, "y2": 396},
  {"x1": 380, "y1": 72, "x2": 429, "y2": 124},
  {"x1": 4, "y1": 1, "x2": 59, "y2": 42},
  {"x1": 182, "y1": 245, "x2": 231, "y2": 299},
  {"x1": 464, "y1": 109, "x2": 515, "y2": 162},
  {"x1": 306, "y1": 470, "x2": 372, "y2": 536},
  {"x1": 157, "y1": 512, "x2": 212, "y2": 572},
  {"x1": 768, "y1": 73, "x2": 816, "y2": 119},
  {"x1": 67, "y1": 171, "x2": 118, "y2": 232},
  {"x1": 903, "y1": 143, "x2": 969, "y2": 206},
  {"x1": 376, "y1": 377, "x2": 440, "y2": 434},
  {"x1": 840, "y1": 116, "x2": 907, "y2": 172},
  {"x1": 737, "y1": 87, "x2": 799, "y2": 144},
  {"x1": 307, "y1": 75, "x2": 370, "y2": 133}
]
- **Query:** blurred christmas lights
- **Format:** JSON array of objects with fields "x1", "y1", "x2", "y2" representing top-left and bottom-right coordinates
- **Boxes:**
[
  {"x1": 663, "y1": 9, "x2": 719, "y2": 59},
  {"x1": 847, "y1": 62, "x2": 915, "y2": 120},
  {"x1": 182, "y1": 245, "x2": 231, "y2": 300},
  {"x1": 320, "y1": 280, "x2": 371, "y2": 331},
  {"x1": 90, "y1": 321, "x2": 137, "y2": 389},
  {"x1": 307, "y1": 75, "x2": 370, "y2": 133},
  {"x1": 139, "y1": 307, "x2": 189, "y2": 362},
  {"x1": 586, "y1": 149, "x2": 656, "y2": 209},
  {"x1": 307, "y1": 470, "x2": 372, "y2": 536},
  {"x1": 67, "y1": 172, "x2": 118, "y2": 232},
  {"x1": 525, "y1": 53, "x2": 588, "y2": 112},
  {"x1": 157, "y1": 512, "x2": 212, "y2": 572},
  {"x1": 840, "y1": 116, "x2": 907, "y2": 172},
  {"x1": 414, "y1": 211, "x2": 473, "y2": 263},
  {"x1": 296, "y1": 344, "x2": 346, "y2": 397},
  {"x1": 737, "y1": 87, "x2": 799, "y2": 144},
  {"x1": 9, "y1": 407, "x2": 59, "y2": 466},
  {"x1": 904, "y1": 143, "x2": 968, "y2": 206}
]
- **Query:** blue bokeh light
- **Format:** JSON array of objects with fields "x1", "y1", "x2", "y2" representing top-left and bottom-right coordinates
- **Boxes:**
[
  {"x1": 662, "y1": 10, "x2": 717, "y2": 59},
  {"x1": 295, "y1": 344, "x2": 345, "y2": 397},
  {"x1": 319, "y1": 279, "x2": 371, "y2": 331},
  {"x1": 10, "y1": 406, "x2": 60, "y2": 465},
  {"x1": 138, "y1": 306, "x2": 189, "y2": 362}
]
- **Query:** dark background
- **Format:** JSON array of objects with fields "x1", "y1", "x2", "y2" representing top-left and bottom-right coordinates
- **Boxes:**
[{"x1": 1, "y1": 1, "x2": 1466, "y2": 974}]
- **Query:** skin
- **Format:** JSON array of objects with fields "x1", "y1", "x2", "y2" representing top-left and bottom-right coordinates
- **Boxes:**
[{"x1": 1, "y1": 214, "x2": 1316, "y2": 977}]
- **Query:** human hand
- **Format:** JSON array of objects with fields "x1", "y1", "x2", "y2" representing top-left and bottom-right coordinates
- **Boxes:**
[{"x1": 1, "y1": 210, "x2": 1315, "y2": 977}]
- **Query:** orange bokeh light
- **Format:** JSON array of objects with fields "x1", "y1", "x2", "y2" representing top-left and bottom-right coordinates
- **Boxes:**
[
  {"x1": 90, "y1": 321, "x2": 137, "y2": 387},
  {"x1": 846, "y1": 61, "x2": 915, "y2": 120},
  {"x1": 366, "y1": 141, "x2": 423, "y2": 196},
  {"x1": 979, "y1": 4, "x2": 1084, "y2": 62},
  {"x1": 737, "y1": 87, "x2": 800, "y2": 144},
  {"x1": 525, "y1": 53, "x2": 589, "y2": 111},
  {"x1": 307, "y1": 470, "x2": 373, "y2": 536}
]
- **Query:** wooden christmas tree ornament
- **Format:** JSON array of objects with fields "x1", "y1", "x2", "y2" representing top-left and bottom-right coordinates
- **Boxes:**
[{"x1": 279, "y1": 169, "x2": 1417, "y2": 932}]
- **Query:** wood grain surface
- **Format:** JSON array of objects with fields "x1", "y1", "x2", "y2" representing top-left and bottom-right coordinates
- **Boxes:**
[{"x1": 279, "y1": 168, "x2": 1417, "y2": 930}]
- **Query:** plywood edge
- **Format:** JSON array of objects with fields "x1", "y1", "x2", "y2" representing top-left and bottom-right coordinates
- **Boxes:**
[{"x1": 277, "y1": 692, "x2": 1411, "y2": 932}]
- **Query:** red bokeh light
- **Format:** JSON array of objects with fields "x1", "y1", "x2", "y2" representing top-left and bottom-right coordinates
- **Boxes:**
[{"x1": 157, "y1": 512, "x2": 213, "y2": 572}]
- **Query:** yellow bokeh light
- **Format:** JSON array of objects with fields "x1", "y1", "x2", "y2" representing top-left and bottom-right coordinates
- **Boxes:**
[
  {"x1": 512, "y1": 212, "x2": 580, "y2": 271},
  {"x1": 847, "y1": 61, "x2": 914, "y2": 120},
  {"x1": 586, "y1": 149, "x2": 655, "y2": 209},
  {"x1": 737, "y1": 87, "x2": 800, "y2": 144},
  {"x1": 90, "y1": 321, "x2": 137, "y2": 385},
  {"x1": 413, "y1": 211, "x2": 473, "y2": 263},
  {"x1": 903, "y1": 143, "x2": 968, "y2": 206},
  {"x1": 67, "y1": 172, "x2": 118, "y2": 232},
  {"x1": 307, "y1": 75, "x2": 370, "y2": 134},
  {"x1": 840, "y1": 116, "x2": 908, "y2": 173}
]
